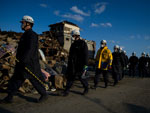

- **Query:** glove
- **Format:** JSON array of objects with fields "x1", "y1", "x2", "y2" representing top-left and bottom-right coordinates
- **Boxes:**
[
  {"x1": 81, "y1": 65, "x2": 88, "y2": 79},
  {"x1": 126, "y1": 65, "x2": 129, "y2": 68},
  {"x1": 83, "y1": 65, "x2": 88, "y2": 71},
  {"x1": 108, "y1": 65, "x2": 112, "y2": 69}
]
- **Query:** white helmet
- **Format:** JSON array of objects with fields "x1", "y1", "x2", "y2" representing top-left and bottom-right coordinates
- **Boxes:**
[
  {"x1": 132, "y1": 52, "x2": 136, "y2": 56},
  {"x1": 146, "y1": 53, "x2": 149, "y2": 57},
  {"x1": 119, "y1": 47, "x2": 123, "y2": 51},
  {"x1": 72, "y1": 29, "x2": 80, "y2": 36},
  {"x1": 142, "y1": 52, "x2": 145, "y2": 55},
  {"x1": 123, "y1": 50, "x2": 126, "y2": 54},
  {"x1": 114, "y1": 45, "x2": 119, "y2": 49},
  {"x1": 21, "y1": 15, "x2": 34, "y2": 24},
  {"x1": 100, "y1": 40, "x2": 107, "y2": 44}
]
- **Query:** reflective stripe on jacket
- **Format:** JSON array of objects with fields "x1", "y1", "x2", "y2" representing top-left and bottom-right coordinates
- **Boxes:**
[{"x1": 96, "y1": 46, "x2": 113, "y2": 70}]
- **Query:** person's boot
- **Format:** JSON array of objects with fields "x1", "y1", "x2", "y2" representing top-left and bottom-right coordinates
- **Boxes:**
[
  {"x1": 104, "y1": 83, "x2": 108, "y2": 88},
  {"x1": 83, "y1": 88, "x2": 88, "y2": 95},
  {"x1": 113, "y1": 81, "x2": 118, "y2": 86},
  {"x1": 37, "y1": 94, "x2": 48, "y2": 103},
  {"x1": 91, "y1": 84, "x2": 97, "y2": 90},
  {"x1": 62, "y1": 89, "x2": 69, "y2": 97},
  {"x1": 0, "y1": 95, "x2": 13, "y2": 104}
]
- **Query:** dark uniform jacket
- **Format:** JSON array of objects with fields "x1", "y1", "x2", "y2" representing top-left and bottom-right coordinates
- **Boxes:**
[
  {"x1": 124, "y1": 55, "x2": 129, "y2": 67},
  {"x1": 15, "y1": 29, "x2": 44, "y2": 81},
  {"x1": 146, "y1": 57, "x2": 150, "y2": 67},
  {"x1": 138, "y1": 57, "x2": 147, "y2": 68},
  {"x1": 112, "y1": 52, "x2": 124, "y2": 73},
  {"x1": 129, "y1": 56, "x2": 138, "y2": 67},
  {"x1": 120, "y1": 52, "x2": 125, "y2": 68},
  {"x1": 67, "y1": 39, "x2": 88, "y2": 76}
]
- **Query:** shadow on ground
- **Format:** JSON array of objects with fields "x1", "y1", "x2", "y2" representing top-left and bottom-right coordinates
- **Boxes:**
[
  {"x1": 0, "y1": 107, "x2": 14, "y2": 113},
  {"x1": 124, "y1": 103, "x2": 150, "y2": 113}
]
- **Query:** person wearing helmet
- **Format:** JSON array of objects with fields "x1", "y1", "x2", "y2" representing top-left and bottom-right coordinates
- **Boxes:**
[
  {"x1": 0, "y1": 15, "x2": 48, "y2": 103},
  {"x1": 118, "y1": 47, "x2": 126, "y2": 79},
  {"x1": 93, "y1": 40, "x2": 113, "y2": 89},
  {"x1": 123, "y1": 50, "x2": 129, "y2": 68},
  {"x1": 123, "y1": 50, "x2": 129, "y2": 75},
  {"x1": 20, "y1": 15, "x2": 34, "y2": 30},
  {"x1": 63, "y1": 29, "x2": 89, "y2": 96},
  {"x1": 112, "y1": 45, "x2": 124, "y2": 85},
  {"x1": 128, "y1": 52, "x2": 138, "y2": 77},
  {"x1": 145, "y1": 53, "x2": 150, "y2": 77},
  {"x1": 138, "y1": 52, "x2": 147, "y2": 77}
]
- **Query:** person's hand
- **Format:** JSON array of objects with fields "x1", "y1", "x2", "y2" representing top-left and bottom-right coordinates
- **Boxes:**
[
  {"x1": 83, "y1": 65, "x2": 88, "y2": 71},
  {"x1": 108, "y1": 65, "x2": 112, "y2": 69}
]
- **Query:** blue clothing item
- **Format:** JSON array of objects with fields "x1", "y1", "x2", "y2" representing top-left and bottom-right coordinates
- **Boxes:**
[{"x1": 101, "y1": 62, "x2": 108, "y2": 69}]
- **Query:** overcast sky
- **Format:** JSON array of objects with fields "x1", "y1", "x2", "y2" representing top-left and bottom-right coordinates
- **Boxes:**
[{"x1": 0, "y1": 0, "x2": 150, "y2": 57}]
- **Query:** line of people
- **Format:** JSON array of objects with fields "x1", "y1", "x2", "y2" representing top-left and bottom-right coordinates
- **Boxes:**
[
  {"x1": 0, "y1": 15, "x2": 150, "y2": 104},
  {"x1": 129, "y1": 52, "x2": 150, "y2": 77}
]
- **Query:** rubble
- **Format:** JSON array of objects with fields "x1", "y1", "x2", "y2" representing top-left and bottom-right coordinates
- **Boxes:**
[
  {"x1": 0, "y1": 30, "x2": 69, "y2": 93},
  {"x1": 0, "y1": 21, "x2": 96, "y2": 93}
]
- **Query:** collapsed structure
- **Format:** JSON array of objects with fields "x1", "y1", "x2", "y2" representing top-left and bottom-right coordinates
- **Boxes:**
[
  {"x1": 48, "y1": 21, "x2": 96, "y2": 59},
  {"x1": 0, "y1": 21, "x2": 96, "y2": 93}
]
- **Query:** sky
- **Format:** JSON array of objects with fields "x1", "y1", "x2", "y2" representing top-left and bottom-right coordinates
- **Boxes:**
[{"x1": 0, "y1": 0, "x2": 150, "y2": 57}]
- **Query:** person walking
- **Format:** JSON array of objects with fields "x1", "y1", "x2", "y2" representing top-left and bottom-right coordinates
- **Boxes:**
[
  {"x1": 118, "y1": 47, "x2": 125, "y2": 80},
  {"x1": 93, "y1": 40, "x2": 113, "y2": 89},
  {"x1": 145, "y1": 53, "x2": 150, "y2": 77},
  {"x1": 112, "y1": 45, "x2": 124, "y2": 86},
  {"x1": 63, "y1": 29, "x2": 89, "y2": 96},
  {"x1": 0, "y1": 15, "x2": 48, "y2": 103},
  {"x1": 128, "y1": 52, "x2": 138, "y2": 77},
  {"x1": 138, "y1": 52, "x2": 147, "y2": 77}
]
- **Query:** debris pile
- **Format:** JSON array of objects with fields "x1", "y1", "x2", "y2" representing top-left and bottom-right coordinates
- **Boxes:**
[
  {"x1": 0, "y1": 30, "x2": 95, "y2": 93},
  {"x1": 0, "y1": 30, "x2": 69, "y2": 93}
]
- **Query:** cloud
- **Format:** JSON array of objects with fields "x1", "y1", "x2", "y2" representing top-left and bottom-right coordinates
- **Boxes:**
[
  {"x1": 95, "y1": 5, "x2": 106, "y2": 14},
  {"x1": 130, "y1": 35, "x2": 135, "y2": 39},
  {"x1": 120, "y1": 46, "x2": 125, "y2": 49},
  {"x1": 54, "y1": 10, "x2": 60, "y2": 16},
  {"x1": 91, "y1": 23, "x2": 99, "y2": 27},
  {"x1": 129, "y1": 35, "x2": 150, "y2": 40},
  {"x1": 62, "y1": 14, "x2": 84, "y2": 22},
  {"x1": 108, "y1": 40, "x2": 115, "y2": 44},
  {"x1": 108, "y1": 40, "x2": 120, "y2": 44},
  {"x1": 54, "y1": 9, "x2": 84, "y2": 22},
  {"x1": 95, "y1": 2, "x2": 108, "y2": 7},
  {"x1": 100, "y1": 23, "x2": 112, "y2": 27},
  {"x1": 147, "y1": 46, "x2": 150, "y2": 50},
  {"x1": 94, "y1": 3, "x2": 108, "y2": 14},
  {"x1": 144, "y1": 36, "x2": 150, "y2": 40},
  {"x1": 137, "y1": 34, "x2": 141, "y2": 39},
  {"x1": 40, "y1": 4, "x2": 47, "y2": 8},
  {"x1": 70, "y1": 6, "x2": 90, "y2": 16},
  {"x1": 90, "y1": 22, "x2": 112, "y2": 28}
]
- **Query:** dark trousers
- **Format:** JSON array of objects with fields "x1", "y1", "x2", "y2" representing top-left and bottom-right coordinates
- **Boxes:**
[
  {"x1": 129, "y1": 66, "x2": 136, "y2": 77},
  {"x1": 94, "y1": 69, "x2": 108, "y2": 87},
  {"x1": 65, "y1": 73, "x2": 88, "y2": 92},
  {"x1": 146, "y1": 67, "x2": 150, "y2": 77},
  {"x1": 7, "y1": 72, "x2": 47, "y2": 98},
  {"x1": 139, "y1": 67, "x2": 146, "y2": 77},
  {"x1": 122, "y1": 67, "x2": 125, "y2": 79},
  {"x1": 112, "y1": 72, "x2": 120, "y2": 84}
]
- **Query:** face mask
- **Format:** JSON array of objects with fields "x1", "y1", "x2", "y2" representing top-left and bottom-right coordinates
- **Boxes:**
[
  {"x1": 101, "y1": 44, "x2": 105, "y2": 48},
  {"x1": 114, "y1": 49, "x2": 118, "y2": 52}
]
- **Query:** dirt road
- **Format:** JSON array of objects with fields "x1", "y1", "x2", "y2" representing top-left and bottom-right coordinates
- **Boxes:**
[{"x1": 0, "y1": 76, "x2": 150, "y2": 113}]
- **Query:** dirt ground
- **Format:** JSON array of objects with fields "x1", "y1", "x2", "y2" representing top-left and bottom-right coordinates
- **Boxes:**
[{"x1": 0, "y1": 76, "x2": 150, "y2": 113}]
